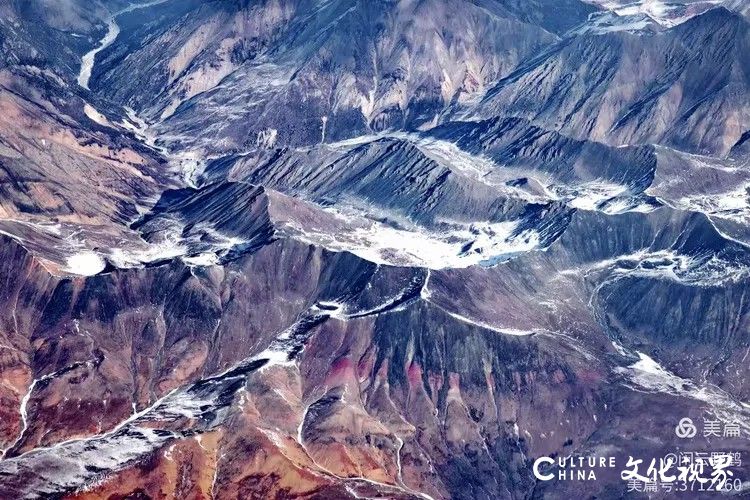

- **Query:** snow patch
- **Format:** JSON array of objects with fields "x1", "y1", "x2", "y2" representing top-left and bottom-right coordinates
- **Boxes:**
[
  {"x1": 408, "y1": 135, "x2": 496, "y2": 185},
  {"x1": 65, "y1": 252, "x2": 106, "y2": 276},
  {"x1": 107, "y1": 222, "x2": 248, "y2": 270},
  {"x1": 109, "y1": 237, "x2": 185, "y2": 268},
  {"x1": 619, "y1": 352, "x2": 750, "y2": 433},
  {"x1": 583, "y1": 0, "x2": 724, "y2": 28},
  {"x1": 555, "y1": 181, "x2": 629, "y2": 211},
  {"x1": 285, "y1": 208, "x2": 542, "y2": 270},
  {"x1": 675, "y1": 184, "x2": 750, "y2": 224},
  {"x1": 591, "y1": 249, "x2": 750, "y2": 287},
  {"x1": 575, "y1": 11, "x2": 656, "y2": 34},
  {"x1": 83, "y1": 104, "x2": 114, "y2": 128},
  {"x1": 182, "y1": 252, "x2": 220, "y2": 267},
  {"x1": 320, "y1": 116, "x2": 328, "y2": 144},
  {"x1": 256, "y1": 128, "x2": 278, "y2": 149}
]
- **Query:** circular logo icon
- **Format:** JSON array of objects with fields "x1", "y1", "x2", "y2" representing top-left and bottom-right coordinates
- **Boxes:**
[{"x1": 675, "y1": 417, "x2": 697, "y2": 438}]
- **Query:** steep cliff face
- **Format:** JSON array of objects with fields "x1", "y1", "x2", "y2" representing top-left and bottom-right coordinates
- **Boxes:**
[
  {"x1": 89, "y1": 0, "x2": 568, "y2": 152},
  {"x1": 0, "y1": 0, "x2": 749, "y2": 498},
  {"x1": 0, "y1": 230, "x2": 611, "y2": 499},
  {"x1": 478, "y1": 7, "x2": 750, "y2": 156}
]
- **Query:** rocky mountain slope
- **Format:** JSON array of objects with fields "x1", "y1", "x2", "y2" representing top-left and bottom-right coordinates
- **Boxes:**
[
  {"x1": 478, "y1": 6, "x2": 750, "y2": 156},
  {"x1": 0, "y1": 0, "x2": 748, "y2": 498}
]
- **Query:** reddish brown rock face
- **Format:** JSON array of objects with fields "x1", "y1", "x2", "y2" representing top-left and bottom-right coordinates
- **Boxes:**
[{"x1": 1, "y1": 0, "x2": 750, "y2": 498}]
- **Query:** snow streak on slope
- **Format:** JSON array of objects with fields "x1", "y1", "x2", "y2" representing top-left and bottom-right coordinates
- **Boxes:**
[
  {"x1": 0, "y1": 310, "x2": 321, "y2": 497},
  {"x1": 618, "y1": 351, "x2": 750, "y2": 435},
  {"x1": 674, "y1": 184, "x2": 750, "y2": 224},
  {"x1": 327, "y1": 133, "x2": 661, "y2": 220},
  {"x1": 409, "y1": 136, "x2": 499, "y2": 186},
  {"x1": 580, "y1": 248, "x2": 750, "y2": 287},
  {"x1": 583, "y1": 0, "x2": 725, "y2": 28},
  {"x1": 2, "y1": 357, "x2": 101, "y2": 458},
  {"x1": 6, "y1": 0, "x2": 750, "y2": 497},
  {"x1": 19, "y1": 225, "x2": 244, "y2": 277},
  {"x1": 282, "y1": 206, "x2": 543, "y2": 270},
  {"x1": 0, "y1": 278, "x2": 433, "y2": 498},
  {"x1": 394, "y1": 135, "x2": 658, "y2": 215},
  {"x1": 574, "y1": 11, "x2": 656, "y2": 34}
]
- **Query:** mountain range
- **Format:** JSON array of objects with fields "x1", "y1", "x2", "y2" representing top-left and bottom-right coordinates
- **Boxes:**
[{"x1": 0, "y1": 0, "x2": 749, "y2": 498}]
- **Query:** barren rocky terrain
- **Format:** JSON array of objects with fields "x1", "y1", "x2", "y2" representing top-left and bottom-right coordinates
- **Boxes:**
[{"x1": 0, "y1": 0, "x2": 748, "y2": 498}]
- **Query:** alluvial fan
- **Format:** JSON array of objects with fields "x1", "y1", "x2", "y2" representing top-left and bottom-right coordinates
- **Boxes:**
[{"x1": 0, "y1": 0, "x2": 748, "y2": 498}]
